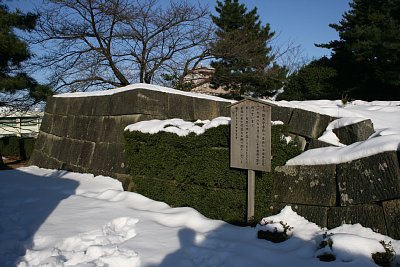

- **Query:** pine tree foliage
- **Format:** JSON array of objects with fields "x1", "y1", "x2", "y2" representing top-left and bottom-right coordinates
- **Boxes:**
[
  {"x1": 277, "y1": 57, "x2": 337, "y2": 101},
  {"x1": 0, "y1": 3, "x2": 52, "y2": 109},
  {"x1": 317, "y1": 0, "x2": 400, "y2": 100},
  {"x1": 210, "y1": 0, "x2": 287, "y2": 97}
]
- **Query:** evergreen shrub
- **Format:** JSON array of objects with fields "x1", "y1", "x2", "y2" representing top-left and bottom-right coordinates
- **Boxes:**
[
  {"x1": 124, "y1": 124, "x2": 301, "y2": 225},
  {"x1": 0, "y1": 136, "x2": 36, "y2": 160}
]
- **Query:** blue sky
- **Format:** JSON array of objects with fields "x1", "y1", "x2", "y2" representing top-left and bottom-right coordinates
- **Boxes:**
[
  {"x1": 6, "y1": 0, "x2": 351, "y2": 61},
  {"x1": 211, "y1": 0, "x2": 352, "y2": 60}
]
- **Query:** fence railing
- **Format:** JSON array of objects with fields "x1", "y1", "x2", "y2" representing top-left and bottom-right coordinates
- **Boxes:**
[{"x1": 0, "y1": 116, "x2": 42, "y2": 138}]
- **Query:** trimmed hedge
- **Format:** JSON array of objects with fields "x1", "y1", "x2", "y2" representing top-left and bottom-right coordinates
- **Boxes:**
[
  {"x1": 0, "y1": 136, "x2": 36, "y2": 160},
  {"x1": 124, "y1": 124, "x2": 301, "y2": 225}
]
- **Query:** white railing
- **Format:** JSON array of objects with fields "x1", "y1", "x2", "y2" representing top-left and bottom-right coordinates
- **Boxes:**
[{"x1": 0, "y1": 114, "x2": 43, "y2": 138}]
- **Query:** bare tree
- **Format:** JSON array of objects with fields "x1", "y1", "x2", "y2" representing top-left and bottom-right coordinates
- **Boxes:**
[{"x1": 32, "y1": 0, "x2": 214, "y2": 93}]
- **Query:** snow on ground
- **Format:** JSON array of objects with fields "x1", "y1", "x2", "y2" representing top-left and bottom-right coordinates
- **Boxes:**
[
  {"x1": 53, "y1": 83, "x2": 235, "y2": 103},
  {"x1": 0, "y1": 166, "x2": 399, "y2": 267},
  {"x1": 266, "y1": 100, "x2": 400, "y2": 165}
]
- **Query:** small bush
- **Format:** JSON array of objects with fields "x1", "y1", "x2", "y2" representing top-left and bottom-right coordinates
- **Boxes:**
[
  {"x1": 124, "y1": 123, "x2": 301, "y2": 225},
  {"x1": 257, "y1": 221, "x2": 294, "y2": 243},
  {"x1": 372, "y1": 241, "x2": 395, "y2": 267},
  {"x1": 0, "y1": 137, "x2": 35, "y2": 160},
  {"x1": 316, "y1": 233, "x2": 336, "y2": 262}
]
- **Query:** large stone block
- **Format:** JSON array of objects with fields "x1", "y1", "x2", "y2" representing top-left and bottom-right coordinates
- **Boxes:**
[
  {"x1": 333, "y1": 119, "x2": 374, "y2": 145},
  {"x1": 89, "y1": 142, "x2": 129, "y2": 176},
  {"x1": 39, "y1": 113, "x2": 53, "y2": 133},
  {"x1": 86, "y1": 116, "x2": 104, "y2": 142},
  {"x1": 272, "y1": 165, "x2": 336, "y2": 206},
  {"x1": 56, "y1": 138, "x2": 78, "y2": 165},
  {"x1": 267, "y1": 202, "x2": 328, "y2": 228},
  {"x1": 271, "y1": 105, "x2": 293, "y2": 125},
  {"x1": 73, "y1": 140, "x2": 95, "y2": 169},
  {"x1": 39, "y1": 133, "x2": 62, "y2": 158},
  {"x1": 31, "y1": 132, "x2": 47, "y2": 152},
  {"x1": 97, "y1": 116, "x2": 119, "y2": 143},
  {"x1": 50, "y1": 114, "x2": 70, "y2": 137},
  {"x1": 218, "y1": 101, "x2": 231, "y2": 117},
  {"x1": 91, "y1": 95, "x2": 112, "y2": 116},
  {"x1": 167, "y1": 93, "x2": 195, "y2": 120},
  {"x1": 110, "y1": 89, "x2": 168, "y2": 116},
  {"x1": 327, "y1": 204, "x2": 387, "y2": 235},
  {"x1": 288, "y1": 109, "x2": 335, "y2": 138},
  {"x1": 337, "y1": 151, "x2": 400, "y2": 205},
  {"x1": 193, "y1": 98, "x2": 221, "y2": 120},
  {"x1": 67, "y1": 97, "x2": 94, "y2": 116},
  {"x1": 48, "y1": 134, "x2": 65, "y2": 160},
  {"x1": 114, "y1": 114, "x2": 152, "y2": 143},
  {"x1": 306, "y1": 138, "x2": 334, "y2": 150},
  {"x1": 52, "y1": 97, "x2": 71, "y2": 115},
  {"x1": 383, "y1": 199, "x2": 400, "y2": 240},
  {"x1": 55, "y1": 138, "x2": 94, "y2": 170},
  {"x1": 44, "y1": 97, "x2": 56, "y2": 114},
  {"x1": 66, "y1": 115, "x2": 91, "y2": 141}
]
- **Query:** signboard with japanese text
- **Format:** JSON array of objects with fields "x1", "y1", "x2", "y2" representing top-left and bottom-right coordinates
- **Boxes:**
[{"x1": 230, "y1": 99, "x2": 271, "y2": 172}]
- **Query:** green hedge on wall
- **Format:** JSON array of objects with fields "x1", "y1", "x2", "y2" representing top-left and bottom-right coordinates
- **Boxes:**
[
  {"x1": 124, "y1": 124, "x2": 301, "y2": 225},
  {"x1": 0, "y1": 136, "x2": 36, "y2": 160}
]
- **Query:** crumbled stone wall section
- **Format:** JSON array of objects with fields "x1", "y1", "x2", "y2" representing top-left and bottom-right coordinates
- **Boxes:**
[
  {"x1": 30, "y1": 88, "x2": 232, "y2": 179},
  {"x1": 288, "y1": 109, "x2": 336, "y2": 139},
  {"x1": 272, "y1": 165, "x2": 336, "y2": 206},
  {"x1": 336, "y1": 151, "x2": 400, "y2": 205},
  {"x1": 271, "y1": 151, "x2": 400, "y2": 239},
  {"x1": 327, "y1": 204, "x2": 387, "y2": 235},
  {"x1": 383, "y1": 199, "x2": 400, "y2": 239},
  {"x1": 333, "y1": 119, "x2": 374, "y2": 145}
]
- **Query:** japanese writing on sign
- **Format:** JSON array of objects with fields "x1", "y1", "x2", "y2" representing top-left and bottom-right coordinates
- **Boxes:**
[{"x1": 230, "y1": 99, "x2": 271, "y2": 172}]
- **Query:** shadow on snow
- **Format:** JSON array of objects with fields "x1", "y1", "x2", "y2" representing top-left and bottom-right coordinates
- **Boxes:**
[{"x1": 0, "y1": 168, "x2": 79, "y2": 267}]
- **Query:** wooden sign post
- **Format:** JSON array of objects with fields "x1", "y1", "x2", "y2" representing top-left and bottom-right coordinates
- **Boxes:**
[{"x1": 229, "y1": 98, "x2": 271, "y2": 223}]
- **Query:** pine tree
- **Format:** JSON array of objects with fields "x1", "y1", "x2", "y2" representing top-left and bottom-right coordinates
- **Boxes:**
[
  {"x1": 277, "y1": 57, "x2": 337, "y2": 101},
  {"x1": 210, "y1": 0, "x2": 287, "y2": 97},
  {"x1": 0, "y1": 3, "x2": 52, "y2": 166},
  {"x1": 317, "y1": 0, "x2": 400, "y2": 100},
  {"x1": 0, "y1": 3, "x2": 52, "y2": 109}
]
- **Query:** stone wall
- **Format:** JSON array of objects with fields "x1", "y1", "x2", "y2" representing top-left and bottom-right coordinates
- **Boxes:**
[
  {"x1": 270, "y1": 104, "x2": 400, "y2": 239},
  {"x1": 29, "y1": 88, "x2": 231, "y2": 183},
  {"x1": 270, "y1": 151, "x2": 400, "y2": 239},
  {"x1": 30, "y1": 91, "x2": 400, "y2": 239}
]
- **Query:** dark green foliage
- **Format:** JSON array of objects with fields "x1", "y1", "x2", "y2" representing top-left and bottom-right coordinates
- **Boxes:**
[
  {"x1": 210, "y1": 0, "x2": 287, "y2": 97},
  {"x1": 257, "y1": 221, "x2": 294, "y2": 243},
  {"x1": 317, "y1": 235, "x2": 336, "y2": 262},
  {"x1": 317, "y1": 0, "x2": 400, "y2": 100},
  {"x1": 0, "y1": 3, "x2": 53, "y2": 107},
  {"x1": 161, "y1": 73, "x2": 194, "y2": 92},
  {"x1": 124, "y1": 124, "x2": 301, "y2": 225},
  {"x1": 0, "y1": 136, "x2": 35, "y2": 160},
  {"x1": 317, "y1": 253, "x2": 336, "y2": 262},
  {"x1": 372, "y1": 241, "x2": 395, "y2": 267},
  {"x1": 278, "y1": 57, "x2": 338, "y2": 101}
]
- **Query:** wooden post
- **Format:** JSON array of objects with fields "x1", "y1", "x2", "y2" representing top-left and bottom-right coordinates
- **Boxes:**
[{"x1": 247, "y1": 169, "x2": 255, "y2": 223}]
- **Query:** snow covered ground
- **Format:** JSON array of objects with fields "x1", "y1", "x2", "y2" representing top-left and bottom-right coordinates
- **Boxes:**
[{"x1": 1, "y1": 167, "x2": 399, "y2": 267}]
